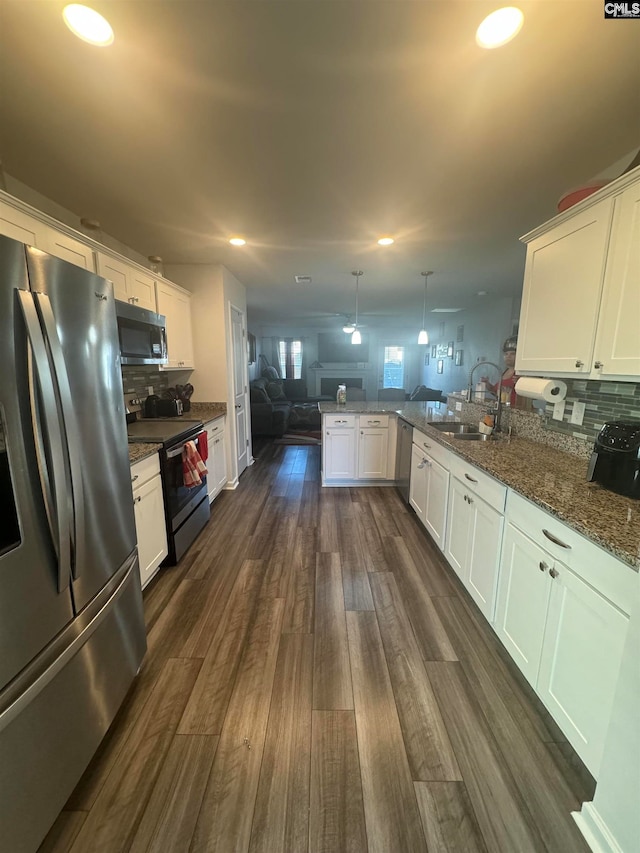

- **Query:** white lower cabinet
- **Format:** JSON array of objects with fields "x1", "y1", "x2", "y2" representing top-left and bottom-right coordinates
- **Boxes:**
[
  {"x1": 324, "y1": 426, "x2": 356, "y2": 480},
  {"x1": 409, "y1": 431, "x2": 450, "y2": 551},
  {"x1": 495, "y1": 491, "x2": 634, "y2": 776},
  {"x1": 444, "y1": 457, "x2": 506, "y2": 622},
  {"x1": 322, "y1": 414, "x2": 396, "y2": 484},
  {"x1": 130, "y1": 454, "x2": 168, "y2": 589},
  {"x1": 205, "y1": 417, "x2": 227, "y2": 502},
  {"x1": 358, "y1": 427, "x2": 388, "y2": 479}
]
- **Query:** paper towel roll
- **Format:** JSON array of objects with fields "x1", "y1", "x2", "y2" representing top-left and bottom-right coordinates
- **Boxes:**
[{"x1": 515, "y1": 377, "x2": 567, "y2": 403}]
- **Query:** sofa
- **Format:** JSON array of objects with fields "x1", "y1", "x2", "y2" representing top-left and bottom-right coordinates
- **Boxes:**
[{"x1": 249, "y1": 369, "x2": 332, "y2": 437}]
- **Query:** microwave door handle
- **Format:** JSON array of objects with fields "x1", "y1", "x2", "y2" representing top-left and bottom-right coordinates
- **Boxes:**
[
  {"x1": 34, "y1": 292, "x2": 86, "y2": 580},
  {"x1": 17, "y1": 290, "x2": 72, "y2": 593}
]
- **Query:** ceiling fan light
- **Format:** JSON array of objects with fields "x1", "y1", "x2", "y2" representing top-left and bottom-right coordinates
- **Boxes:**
[
  {"x1": 418, "y1": 329, "x2": 429, "y2": 345},
  {"x1": 351, "y1": 329, "x2": 362, "y2": 345},
  {"x1": 343, "y1": 324, "x2": 355, "y2": 334},
  {"x1": 377, "y1": 236, "x2": 394, "y2": 246}
]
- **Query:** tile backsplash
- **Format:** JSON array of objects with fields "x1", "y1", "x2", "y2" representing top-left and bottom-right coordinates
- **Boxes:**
[
  {"x1": 543, "y1": 380, "x2": 640, "y2": 442},
  {"x1": 121, "y1": 366, "x2": 192, "y2": 413}
]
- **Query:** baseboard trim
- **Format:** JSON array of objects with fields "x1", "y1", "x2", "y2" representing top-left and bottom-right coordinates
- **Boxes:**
[{"x1": 573, "y1": 802, "x2": 623, "y2": 853}]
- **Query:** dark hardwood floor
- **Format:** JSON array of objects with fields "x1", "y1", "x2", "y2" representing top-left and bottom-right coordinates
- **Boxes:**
[{"x1": 39, "y1": 442, "x2": 595, "y2": 853}]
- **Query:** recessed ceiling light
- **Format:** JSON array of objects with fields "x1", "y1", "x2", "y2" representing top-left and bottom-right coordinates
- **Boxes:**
[
  {"x1": 294, "y1": 275, "x2": 312, "y2": 285},
  {"x1": 63, "y1": 5, "x2": 114, "y2": 46},
  {"x1": 377, "y1": 237, "x2": 394, "y2": 246},
  {"x1": 229, "y1": 237, "x2": 246, "y2": 246},
  {"x1": 431, "y1": 308, "x2": 462, "y2": 313},
  {"x1": 476, "y1": 7, "x2": 524, "y2": 49},
  {"x1": 477, "y1": 290, "x2": 488, "y2": 296}
]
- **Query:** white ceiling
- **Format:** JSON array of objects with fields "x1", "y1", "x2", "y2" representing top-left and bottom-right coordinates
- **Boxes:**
[{"x1": 1, "y1": 1, "x2": 638, "y2": 331}]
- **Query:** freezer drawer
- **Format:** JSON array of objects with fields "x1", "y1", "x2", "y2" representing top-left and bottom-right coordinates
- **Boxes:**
[{"x1": 0, "y1": 558, "x2": 146, "y2": 853}]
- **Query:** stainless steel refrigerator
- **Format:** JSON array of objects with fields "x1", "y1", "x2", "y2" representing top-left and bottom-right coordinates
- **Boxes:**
[{"x1": 0, "y1": 235, "x2": 147, "y2": 852}]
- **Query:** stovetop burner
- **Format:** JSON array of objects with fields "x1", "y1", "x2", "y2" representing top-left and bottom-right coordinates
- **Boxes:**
[{"x1": 127, "y1": 418, "x2": 203, "y2": 446}]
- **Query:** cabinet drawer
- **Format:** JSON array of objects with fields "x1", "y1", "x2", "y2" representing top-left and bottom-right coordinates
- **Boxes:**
[
  {"x1": 324, "y1": 414, "x2": 356, "y2": 428},
  {"x1": 412, "y1": 429, "x2": 450, "y2": 470},
  {"x1": 449, "y1": 455, "x2": 506, "y2": 512},
  {"x1": 204, "y1": 417, "x2": 225, "y2": 437},
  {"x1": 130, "y1": 453, "x2": 160, "y2": 491},
  {"x1": 505, "y1": 491, "x2": 635, "y2": 612},
  {"x1": 358, "y1": 414, "x2": 389, "y2": 429}
]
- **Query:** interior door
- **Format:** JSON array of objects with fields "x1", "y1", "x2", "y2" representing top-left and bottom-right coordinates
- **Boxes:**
[{"x1": 231, "y1": 306, "x2": 249, "y2": 475}]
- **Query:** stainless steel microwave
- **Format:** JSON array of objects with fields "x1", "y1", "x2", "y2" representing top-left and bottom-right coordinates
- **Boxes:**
[{"x1": 115, "y1": 300, "x2": 168, "y2": 365}]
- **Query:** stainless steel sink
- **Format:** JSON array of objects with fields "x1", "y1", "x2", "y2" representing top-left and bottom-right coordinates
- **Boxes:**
[
  {"x1": 451, "y1": 432, "x2": 494, "y2": 441},
  {"x1": 427, "y1": 422, "x2": 478, "y2": 434}
]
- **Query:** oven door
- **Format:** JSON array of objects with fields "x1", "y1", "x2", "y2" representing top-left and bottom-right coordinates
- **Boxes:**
[{"x1": 163, "y1": 432, "x2": 208, "y2": 531}]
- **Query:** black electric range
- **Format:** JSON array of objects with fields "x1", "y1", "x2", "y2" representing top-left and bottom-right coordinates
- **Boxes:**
[{"x1": 128, "y1": 417, "x2": 209, "y2": 565}]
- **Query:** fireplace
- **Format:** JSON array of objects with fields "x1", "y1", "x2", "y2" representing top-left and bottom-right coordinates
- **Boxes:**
[{"x1": 321, "y1": 378, "x2": 364, "y2": 399}]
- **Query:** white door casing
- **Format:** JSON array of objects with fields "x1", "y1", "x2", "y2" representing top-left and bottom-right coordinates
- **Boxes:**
[{"x1": 231, "y1": 305, "x2": 249, "y2": 476}]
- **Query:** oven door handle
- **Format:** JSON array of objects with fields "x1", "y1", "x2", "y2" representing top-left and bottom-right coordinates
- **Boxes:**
[{"x1": 165, "y1": 431, "x2": 205, "y2": 459}]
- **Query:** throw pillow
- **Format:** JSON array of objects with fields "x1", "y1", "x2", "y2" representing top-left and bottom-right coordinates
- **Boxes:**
[{"x1": 266, "y1": 381, "x2": 287, "y2": 401}]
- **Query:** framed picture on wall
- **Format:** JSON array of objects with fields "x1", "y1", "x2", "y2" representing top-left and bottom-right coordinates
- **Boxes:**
[
  {"x1": 457, "y1": 324, "x2": 464, "y2": 342},
  {"x1": 437, "y1": 359, "x2": 444, "y2": 374},
  {"x1": 247, "y1": 332, "x2": 256, "y2": 364},
  {"x1": 438, "y1": 321, "x2": 445, "y2": 337},
  {"x1": 424, "y1": 352, "x2": 429, "y2": 366},
  {"x1": 436, "y1": 343, "x2": 448, "y2": 358},
  {"x1": 431, "y1": 344, "x2": 437, "y2": 358},
  {"x1": 455, "y1": 349, "x2": 464, "y2": 366},
  {"x1": 447, "y1": 341, "x2": 454, "y2": 358}
]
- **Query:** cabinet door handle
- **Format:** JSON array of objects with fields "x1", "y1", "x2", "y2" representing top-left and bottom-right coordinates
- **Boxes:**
[
  {"x1": 464, "y1": 473, "x2": 478, "y2": 484},
  {"x1": 360, "y1": 431, "x2": 363, "y2": 435},
  {"x1": 539, "y1": 561, "x2": 548, "y2": 572},
  {"x1": 542, "y1": 529, "x2": 571, "y2": 549},
  {"x1": 417, "y1": 460, "x2": 425, "y2": 469},
  {"x1": 134, "y1": 495, "x2": 142, "y2": 504},
  {"x1": 575, "y1": 360, "x2": 584, "y2": 368},
  {"x1": 423, "y1": 442, "x2": 431, "y2": 449},
  {"x1": 369, "y1": 419, "x2": 381, "y2": 425},
  {"x1": 549, "y1": 567, "x2": 559, "y2": 579},
  {"x1": 131, "y1": 474, "x2": 139, "y2": 483},
  {"x1": 594, "y1": 361, "x2": 603, "y2": 369},
  {"x1": 467, "y1": 496, "x2": 474, "y2": 505}
]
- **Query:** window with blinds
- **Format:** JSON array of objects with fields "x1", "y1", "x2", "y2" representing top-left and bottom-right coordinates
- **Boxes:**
[{"x1": 278, "y1": 339, "x2": 303, "y2": 379}]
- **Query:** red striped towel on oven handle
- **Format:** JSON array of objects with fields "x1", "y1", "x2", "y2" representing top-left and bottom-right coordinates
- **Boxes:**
[
  {"x1": 197, "y1": 431, "x2": 209, "y2": 462},
  {"x1": 182, "y1": 440, "x2": 208, "y2": 488}
]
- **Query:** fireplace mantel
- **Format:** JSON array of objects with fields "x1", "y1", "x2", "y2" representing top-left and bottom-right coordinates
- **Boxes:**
[{"x1": 309, "y1": 365, "x2": 373, "y2": 396}]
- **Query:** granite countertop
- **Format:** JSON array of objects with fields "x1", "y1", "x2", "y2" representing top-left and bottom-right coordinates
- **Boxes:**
[
  {"x1": 128, "y1": 442, "x2": 161, "y2": 464},
  {"x1": 188, "y1": 401, "x2": 227, "y2": 423},
  {"x1": 319, "y1": 402, "x2": 640, "y2": 570}
]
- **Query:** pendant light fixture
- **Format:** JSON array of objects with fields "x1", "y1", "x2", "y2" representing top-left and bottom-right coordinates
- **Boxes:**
[
  {"x1": 351, "y1": 270, "x2": 363, "y2": 345},
  {"x1": 418, "y1": 271, "x2": 433, "y2": 345}
]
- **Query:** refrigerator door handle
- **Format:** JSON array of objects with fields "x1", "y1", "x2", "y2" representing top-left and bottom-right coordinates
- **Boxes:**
[
  {"x1": 17, "y1": 290, "x2": 72, "y2": 593},
  {"x1": 34, "y1": 292, "x2": 86, "y2": 580}
]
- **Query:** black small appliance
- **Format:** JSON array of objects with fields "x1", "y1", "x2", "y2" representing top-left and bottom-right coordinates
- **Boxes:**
[
  {"x1": 587, "y1": 421, "x2": 640, "y2": 498},
  {"x1": 157, "y1": 398, "x2": 183, "y2": 417},
  {"x1": 144, "y1": 394, "x2": 160, "y2": 418}
]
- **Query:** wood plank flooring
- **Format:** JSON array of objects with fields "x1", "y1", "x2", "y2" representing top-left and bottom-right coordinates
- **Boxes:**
[{"x1": 40, "y1": 441, "x2": 594, "y2": 853}]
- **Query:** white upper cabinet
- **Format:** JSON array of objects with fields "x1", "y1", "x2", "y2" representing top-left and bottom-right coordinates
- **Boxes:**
[
  {"x1": 591, "y1": 178, "x2": 640, "y2": 378},
  {"x1": 156, "y1": 279, "x2": 195, "y2": 370},
  {"x1": 0, "y1": 200, "x2": 95, "y2": 270},
  {"x1": 96, "y1": 252, "x2": 156, "y2": 311},
  {"x1": 517, "y1": 168, "x2": 640, "y2": 380}
]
